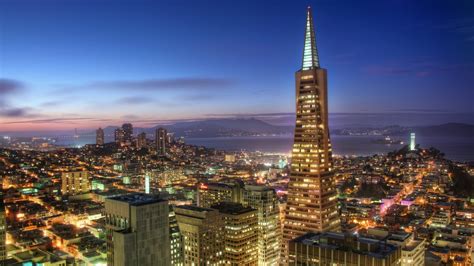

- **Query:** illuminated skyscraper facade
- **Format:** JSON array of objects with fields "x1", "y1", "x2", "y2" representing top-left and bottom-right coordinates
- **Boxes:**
[
  {"x1": 156, "y1": 128, "x2": 168, "y2": 155},
  {"x1": 410, "y1": 133, "x2": 416, "y2": 151},
  {"x1": 174, "y1": 205, "x2": 225, "y2": 265},
  {"x1": 169, "y1": 206, "x2": 184, "y2": 266},
  {"x1": 197, "y1": 181, "x2": 243, "y2": 208},
  {"x1": 212, "y1": 202, "x2": 258, "y2": 266},
  {"x1": 137, "y1": 132, "x2": 147, "y2": 149},
  {"x1": 282, "y1": 6, "x2": 340, "y2": 263},
  {"x1": 96, "y1": 127, "x2": 105, "y2": 145},
  {"x1": 242, "y1": 185, "x2": 281, "y2": 265},
  {"x1": 122, "y1": 123, "x2": 133, "y2": 145},
  {"x1": 144, "y1": 174, "x2": 150, "y2": 194},
  {"x1": 114, "y1": 128, "x2": 125, "y2": 145}
]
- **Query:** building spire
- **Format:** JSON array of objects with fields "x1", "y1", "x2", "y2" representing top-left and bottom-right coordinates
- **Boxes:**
[{"x1": 302, "y1": 6, "x2": 320, "y2": 70}]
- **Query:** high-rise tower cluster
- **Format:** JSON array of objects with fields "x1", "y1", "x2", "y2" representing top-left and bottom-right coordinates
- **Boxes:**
[
  {"x1": 97, "y1": 123, "x2": 171, "y2": 150},
  {"x1": 195, "y1": 182, "x2": 282, "y2": 265}
]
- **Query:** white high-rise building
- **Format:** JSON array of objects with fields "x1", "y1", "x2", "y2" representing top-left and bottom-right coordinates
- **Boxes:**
[
  {"x1": 145, "y1": 174, "x2": 150, "y2": 194},
  {"x1": 410, "y1": 133, "x2": 416, "y2": 151}
]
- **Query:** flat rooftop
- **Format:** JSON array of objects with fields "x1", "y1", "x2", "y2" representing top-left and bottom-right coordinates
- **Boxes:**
[
  {"x1": 175, "y1": 205, "x2": 213, "y2": 212},
  {"x1": 108, "y1": 193, "x2": 165, "y2": 206},
  {"x1": 292, "y1": 232, "x2": 399, "y2": 259},
  {"x1": 211, "y1": 202, "x2": 255, "y2": 215},
  {"x1": 387, "y1": 232, "x2": 411, "y2": 242},
  {"x1": 244, "y1": 185, "x2": 274, "y2": 192},
  {"x1": 200, "y1": 182, "x2": 235, "y2": 189}
]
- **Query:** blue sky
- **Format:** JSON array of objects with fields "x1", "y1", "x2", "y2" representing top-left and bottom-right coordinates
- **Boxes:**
[{"x1": 0, "y1": 0, "x2": 473, "y2": 131}]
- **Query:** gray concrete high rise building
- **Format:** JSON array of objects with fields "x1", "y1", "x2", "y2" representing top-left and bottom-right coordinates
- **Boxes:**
[
  {"x1": 136, "y1": 132, "x2": 147, "y2": 149},
  {"x1": 105, "y1": 194, "x2": 170, "y2": 266},
  {"x1": 282, "y1": 6, "x2": 340, "y2": 263},
  {"x1": 156, "y1": 127, "x2": 168, "y2": 155},
  {"x1": 122, "y1": 123, "x2": 133, "y2": 145},
  {"x1": 96, "y1": 127, "x2": 104, "y2": 145},
  {"x1": 114, "y1": 128, "x2": 125, "y2": 145}
]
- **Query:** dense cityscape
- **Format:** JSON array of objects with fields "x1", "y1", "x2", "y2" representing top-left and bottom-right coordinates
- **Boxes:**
[{"x1": 1, "y1": 2, "x2": 473, "y2": 266}]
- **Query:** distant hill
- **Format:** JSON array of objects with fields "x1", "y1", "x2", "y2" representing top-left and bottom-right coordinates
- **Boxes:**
[
  {"x1": 101, "y1": 118, "x2": 293, "y2": 138},
  {"x1": 5, "y1": 120, "x2": 471, "y2": 139},
  {"x1": 415, "y1": 123, "x2": 474, "y2": 137},
  {"x1": 100, "y1": 121, "x2": 474, "y2": 138},
  {"x1": 332, "y1": 123, "x2": 474, "y2": 138}
]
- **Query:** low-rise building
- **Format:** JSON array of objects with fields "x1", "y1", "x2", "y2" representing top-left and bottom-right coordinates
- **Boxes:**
[
  {"x1": 61, "y1": 171, "x2": 90, "y2": 195},
  {"x1": 387, "y1": 232, "x2": 425, "y2": 266}
]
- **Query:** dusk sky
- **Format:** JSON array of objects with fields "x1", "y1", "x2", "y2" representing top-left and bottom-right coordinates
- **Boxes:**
[{"x1": 0, "y1": 0, "x2": 473, "y2": 132}]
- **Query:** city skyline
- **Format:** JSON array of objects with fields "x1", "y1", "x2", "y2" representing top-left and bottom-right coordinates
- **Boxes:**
[
  {"x1": 1, "y1": 0, "x2": 473, "y2": 132},
  {"x1": 0, "y1": 3, "x2": 473, "y2": 266}
]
